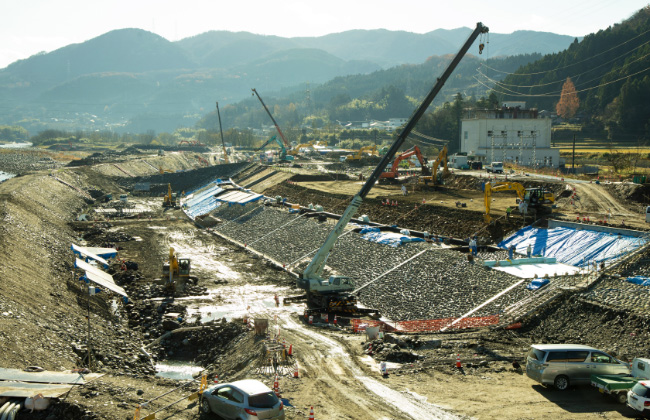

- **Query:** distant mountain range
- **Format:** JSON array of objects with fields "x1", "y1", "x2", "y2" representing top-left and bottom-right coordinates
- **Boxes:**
[{"x1": 0, "y1": 27, "x2": 576, "y2": 133}]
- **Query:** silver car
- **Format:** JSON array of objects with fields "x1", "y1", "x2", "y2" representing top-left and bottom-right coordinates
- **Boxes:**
[
  {"x1": 526, "y1": 344, "x2": 629, "y2": 390},
  {"x1": 200, "y1": 379, "x2": 285, "y2": 420}
]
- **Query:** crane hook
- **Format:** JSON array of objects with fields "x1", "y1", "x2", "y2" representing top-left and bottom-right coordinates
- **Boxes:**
[{"x1": 479, "y1": 43, "x2": 485, "y2": 55}]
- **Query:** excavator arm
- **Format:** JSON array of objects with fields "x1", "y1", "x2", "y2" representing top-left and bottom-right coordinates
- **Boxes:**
[
  {"x1": 301, "y1": 22, "x2": 489, "y2": 290},
  {"x1": 484, "y1": 182, "x2": 526, "y2": 223}
]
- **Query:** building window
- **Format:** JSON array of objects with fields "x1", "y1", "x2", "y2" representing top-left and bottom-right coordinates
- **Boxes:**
[
  {"x1": 517, "y1": 131, "x2": 522, "y2": 137},
  {"x1": 501, "y1": 131, "x2": 507, "y2": 137},
  {"x1": 487, "y1": 130, "x2": 493, "y2": 137}
]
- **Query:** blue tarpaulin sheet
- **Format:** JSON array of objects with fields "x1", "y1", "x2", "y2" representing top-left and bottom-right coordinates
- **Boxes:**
[
  {"x1": 360, "y1": 227, "x2": 424, "y2": 247},
  {"x1": 499, "y1": 226, "x2": 647, "y2": 267},
  {"x1": 626, "y1": 276, "x2": 650, "y2": 286},
  {"x1": 184, "y1": 183, "x2": 225, "y2": 218}
]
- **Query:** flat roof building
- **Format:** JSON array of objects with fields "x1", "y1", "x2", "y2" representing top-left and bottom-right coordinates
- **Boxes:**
[{"x1": 460, "y1": 106, "x2": 560, "y2": 168}]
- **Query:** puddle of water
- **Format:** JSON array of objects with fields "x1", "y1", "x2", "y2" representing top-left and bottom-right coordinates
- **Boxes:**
[
  {"x1": 155, "y1": 360, "x2": 204, "y2": 380},
  {"x1": 185, "y1": 284, "x2": 304, "y2": 322}
]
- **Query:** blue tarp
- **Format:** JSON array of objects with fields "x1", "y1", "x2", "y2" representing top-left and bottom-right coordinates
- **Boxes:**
[
  {"x1": 499, "y1": 225, "x2": 647, "y2": 268},
  {"x1": 360, "y1": 227, "x2": 424, "y2": 248},
  {"x1": 626, "y1": 276, "x2": 650, "y2": 287},
  {"x1": 526, "y1": 278, "x2": 550, "y2": 290},
  {"x1": 184, "y1": 183, "x2": 225, "y2": 218}
]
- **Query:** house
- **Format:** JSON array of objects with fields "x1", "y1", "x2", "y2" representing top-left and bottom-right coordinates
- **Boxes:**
[{"x1": 460, "y1": 105, "x2": 560, "y2": 168}]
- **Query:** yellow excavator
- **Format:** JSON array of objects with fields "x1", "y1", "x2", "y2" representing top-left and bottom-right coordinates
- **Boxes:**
[
  {"x1": 484, "y1": 182, "x2": 554, "y2": 223},
  {"x1": 159, "y1": 166, "x2": 174, "y2": 174},
  {"x1": 163, "y1": 183, "x2": 177, "y2": 208},
  {"x1": 418, "y1": 145, "x2": 449, "y2": 187},
  {"x1": 346, "y1": 145, "x2": 378, "y2": 161},
  {"x1": 161, "y1": 247, "x2": 191, "y2": 292}
]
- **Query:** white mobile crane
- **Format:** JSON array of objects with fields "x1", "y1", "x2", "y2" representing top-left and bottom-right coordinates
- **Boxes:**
[{"x1": 295, "y1": 22, "x2": 489, "y2": 314}]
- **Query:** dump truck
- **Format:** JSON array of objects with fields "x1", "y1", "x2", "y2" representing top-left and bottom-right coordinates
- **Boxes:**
[{"x1": 591, "y1": 357, "x2": 650, "y2": 404}]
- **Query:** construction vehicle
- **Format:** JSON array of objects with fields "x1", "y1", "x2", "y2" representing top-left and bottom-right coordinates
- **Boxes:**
[
  {"x1": 256, "y1": 135, "x2": 294, "y2": 163},
  {"x1": 216, "y1": 102, "x2": 230, "y2": 164},
  {"x1": 290, "y1": 22, "x2": 488, "y2": 314},
  {"x1": 251, "y1": 88, "x2": 292, "y2": 151},
  {"x1": 346, "y1": 145, "x2": 378, "y2": 161},
  {"x1": 379, "y1": 145, "x2": 430, "y2": 183},
  {"x1": 288, "y1": 141, "x2": 317, "y2": 156},
  {"x1": 159, "y1": 166, "x2": 174, "y2": 174},
  {"x1": 163, "y1": 183, "x2": 177, "y2": 208},
  {"x1": 161, "y1": 247, "x2": 191, "y2": 292},
  {"x1": 197, "y1": 155, "x2": 210, "y2": 166},
  {"x1": 484, "y1": 181, "x2": 555, "y2": 223},
  {"x1": 418, "y1": 145, "x2": 449, "y2": 187}
]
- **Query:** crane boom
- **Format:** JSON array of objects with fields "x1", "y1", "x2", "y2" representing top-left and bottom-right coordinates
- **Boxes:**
[
  {"x1": 251, "y1": 88, "x2": 291, "y2": 149},
  {"x1": 216, "y1": 102, "x2": 229, "y2": 164},
  {"x1": 300, "y1": 22, "x2": 489, "y2": 288}
]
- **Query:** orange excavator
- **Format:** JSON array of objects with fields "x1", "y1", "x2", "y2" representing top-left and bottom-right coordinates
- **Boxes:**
[{"x1": 378, "y1": 145, "x2": 430, "y2": 183}]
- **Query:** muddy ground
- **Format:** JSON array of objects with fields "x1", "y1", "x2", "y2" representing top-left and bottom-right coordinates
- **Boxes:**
[{"x1": 0, "y1": 149, "x2": 649, "y2": 419}]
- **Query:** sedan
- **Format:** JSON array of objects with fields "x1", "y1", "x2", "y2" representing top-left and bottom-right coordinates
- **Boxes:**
[{"x1": 200, "y1": 379, "x2": 285, "y2": 420}]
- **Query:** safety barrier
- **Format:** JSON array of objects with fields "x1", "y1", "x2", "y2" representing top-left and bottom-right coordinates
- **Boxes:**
[{"x1": 350, "y1": 315, "x2": 499, "y2": 333}]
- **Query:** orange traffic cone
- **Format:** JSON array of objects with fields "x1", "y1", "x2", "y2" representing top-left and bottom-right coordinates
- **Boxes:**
[
  {"x1": 214, "y1": 374, "x2": 219, "y2": 383},
  {"x1": 456, "y1": 354, "x2": 462, "y2": 368},
  {"x1": 288, "y1": 344, "x2": 293, "y2": 356},
  {"x1": 308, "y1": 406, "x2": 315, "y2": 420},
  {"x1": 274, "y1": 374, "x2": 280, "y2": 396},
  {"x1": 293, "y1": 364, "x2": 299, "y2": 378},
  {"x1": 333, "y1": 315, "x2": 337, "y2": 325}
]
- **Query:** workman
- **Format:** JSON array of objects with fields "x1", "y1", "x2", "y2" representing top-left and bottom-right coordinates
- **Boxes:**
[
  {"x1": 274, "y1": 294, "x2": 279, "y2": 308},
  {"x1": 506, "y1": 206, "x2": 512, "y2": 220},
  {"x1": 508, "y1": 245, "x2": 515, "y2": 260},
  {"x1": 401, "y1": 185, "x2": 407, "y2": 196},
  {"x1": 469, "y1": 237, "x2": 478, "y2": 256},
  {"x1": 526, "y1": 244, "x2": 532, "y2": 258}
]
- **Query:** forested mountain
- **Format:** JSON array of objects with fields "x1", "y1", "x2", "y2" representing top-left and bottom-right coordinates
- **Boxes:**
[
  {"x1": 0, "y1": 26, "x2": 573, "y2": 134},
  {"x1": 496, "y1": 6, "x2": 650, "y2": 140}
]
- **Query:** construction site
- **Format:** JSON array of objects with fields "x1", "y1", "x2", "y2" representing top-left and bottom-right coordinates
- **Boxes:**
[
  {"x1": 0, "y1": 133, "x2": 649, "y2": 420},
  {"x1": 2, "y1": 27, "x2": 650, "y2": 420}
]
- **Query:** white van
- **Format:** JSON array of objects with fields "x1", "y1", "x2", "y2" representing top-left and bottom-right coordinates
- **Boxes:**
[{"x1": 526, "y1": 344, "x2": 629, "y2": 390}]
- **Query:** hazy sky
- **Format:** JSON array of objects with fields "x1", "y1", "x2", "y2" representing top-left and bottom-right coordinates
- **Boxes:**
[{"x1": 1, "y1": 0, "x2": 647, "y2": 69}]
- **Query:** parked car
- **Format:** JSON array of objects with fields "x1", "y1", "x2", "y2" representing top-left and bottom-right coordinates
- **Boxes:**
[
  {"x1": 526, "y1": 344, "x2": 629, "y2": 390},
  {"x1": 200, "y1": 379, "x2": 285, "y2": 420},
  {"x1": 627, "y1": 380, "x2": 650, "y2": 416}
]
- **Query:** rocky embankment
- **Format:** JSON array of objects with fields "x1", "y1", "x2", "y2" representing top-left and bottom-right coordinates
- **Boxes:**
[
  {"x1": 211, "y1": 202, "x2": 533, "y2": 321},
  {"x1": 0, "y1": 149, "x2": 62, "y2": 175}
]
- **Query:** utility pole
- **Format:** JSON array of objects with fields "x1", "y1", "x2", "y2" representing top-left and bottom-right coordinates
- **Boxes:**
[
  {"x1": 87, "y1": 285, "x2": 92, "y2": 370},
  {"x1": 216, "y1": 102, "x2": 229, "y2": 164},
  {"x1": 572, "y1": 133, "x2": 576, "y2": 174}
]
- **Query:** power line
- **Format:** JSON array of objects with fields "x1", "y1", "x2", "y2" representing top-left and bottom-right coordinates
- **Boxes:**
[
  {"x1": 480, "y1": 26, "x2": 650, "y2": 77},
  {"x1": 475, "y1": 62, "x2": 650, "y2": 98}
]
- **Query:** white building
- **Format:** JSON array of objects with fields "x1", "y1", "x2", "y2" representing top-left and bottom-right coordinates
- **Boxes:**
[{"x1": 460, "y1": 106, "x2": 560, "y2": 168}]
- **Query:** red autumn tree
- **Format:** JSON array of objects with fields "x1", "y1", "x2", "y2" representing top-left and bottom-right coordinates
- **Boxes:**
[{"x1": 556, "y1": 77, "x2": 579, "y2": 119}]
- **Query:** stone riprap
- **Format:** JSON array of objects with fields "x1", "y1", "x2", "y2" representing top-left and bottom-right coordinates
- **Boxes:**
[{"x1": 211, "y1": 203, "x2": 538, "y2": 321}]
